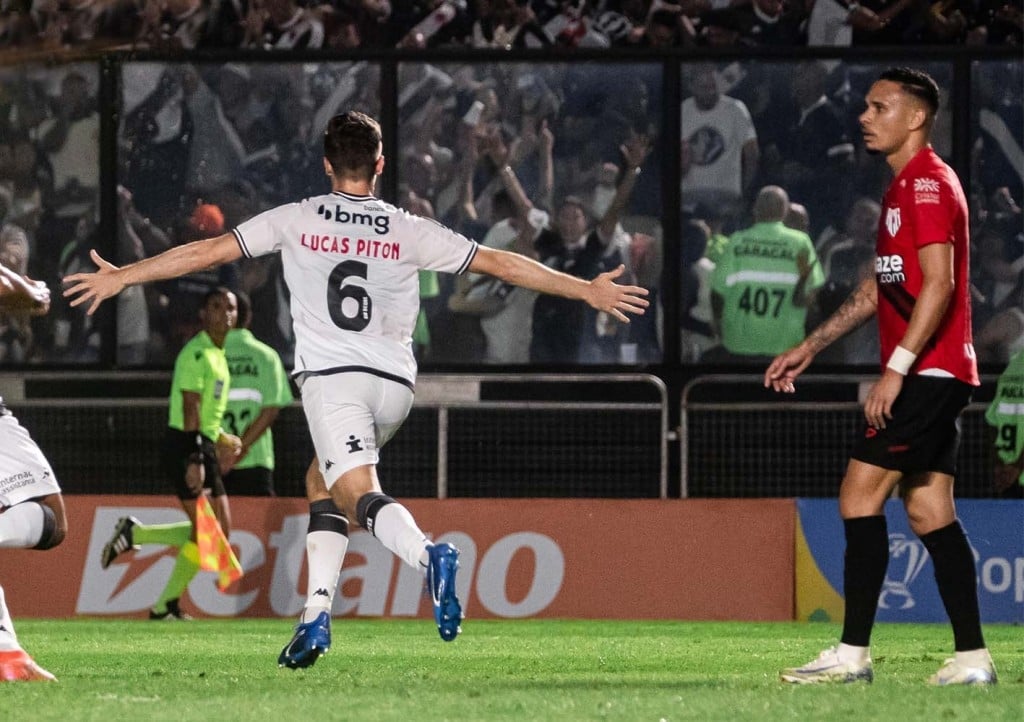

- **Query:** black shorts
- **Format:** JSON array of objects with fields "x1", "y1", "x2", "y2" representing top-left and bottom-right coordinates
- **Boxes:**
[
  {"x1": 222, "y1": 467, "x2": 275, "y2": 496},
  {"x1": 851, "y1": 375, "x2": 973, "y2": 475},
  {"x1": 161, "y1": 428, "x2": 225, "y2": 499}
]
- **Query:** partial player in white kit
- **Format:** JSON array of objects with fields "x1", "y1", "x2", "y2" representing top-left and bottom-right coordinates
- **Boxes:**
[
  {"x1": 0, "y1": 260, "x2": 64, "y2": 681},
  {"x1": 63, "y1": 111, "x2": 649, "y2": 668}
]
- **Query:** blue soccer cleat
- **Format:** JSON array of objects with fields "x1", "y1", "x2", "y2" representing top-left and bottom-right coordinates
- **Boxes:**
[
  {"x1": 278, "y1": 611, "x2": 331, "y2": 669},
  {"x1": 426, "y1": 542, "x2": 462, "y2": 642}
]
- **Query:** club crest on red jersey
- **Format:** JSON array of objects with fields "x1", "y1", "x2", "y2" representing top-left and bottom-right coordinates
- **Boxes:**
[{"x1": 885, "y1": 207, "x2": 901, "y2": 237}]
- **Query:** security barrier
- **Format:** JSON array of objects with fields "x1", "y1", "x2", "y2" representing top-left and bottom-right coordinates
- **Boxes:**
[
  {"x1": 2, "y1": 372, "x2": 669, "y2": 498},
  {"x1": 680, "y1": 374, "x2": 1001, "y2": 499}
]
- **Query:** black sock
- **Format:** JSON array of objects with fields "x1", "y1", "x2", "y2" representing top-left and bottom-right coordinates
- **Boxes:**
[
  {"x1": 840, "y1": 515, "x2": 889, "y2": 648},
  {"x1": 355, "y1": 492, "x2": 395, "y2": 536},
  {"x1": 920, "y1": 521, "x2": 985, "y2": 651}
]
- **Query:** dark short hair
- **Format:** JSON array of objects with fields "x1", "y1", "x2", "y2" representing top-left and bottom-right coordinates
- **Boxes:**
[
  {"x1": 324, "y1": 111, "x2": 382, "y2": 182},
  {"x1": 201, "y1": 286, "x2": 236, "y2": 310},
  {"x1": 560, "y1": 195, "x2": 589, "y2": 215},
  {"x1": 878, "y1": 67, "x2": 940, "y2": 117},
  {"x1": 233, "y1": 289, "x2": 253, "y2": 329}
]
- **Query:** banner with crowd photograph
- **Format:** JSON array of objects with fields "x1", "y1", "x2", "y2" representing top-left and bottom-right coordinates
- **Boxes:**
[
  {"x1": 4, "y1": 496, "x2": 794, "y2": 622},
  {"x1": 796, "y1": 499, "x2": 1024, "y2": 623}
]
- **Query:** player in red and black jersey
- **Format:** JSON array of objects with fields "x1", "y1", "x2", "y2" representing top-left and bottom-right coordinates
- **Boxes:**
[{"x1": 765, "y1": 68, "x2": 996, "y2": 686}]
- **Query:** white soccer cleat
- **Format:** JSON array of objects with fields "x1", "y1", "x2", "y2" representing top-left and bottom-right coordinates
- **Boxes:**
[
  {"x1": 928, "y1": 655, "x2": 997, "y2": 686},
  {"x1": 780, "y1": 646, "x2": 873, "y2": 684}
]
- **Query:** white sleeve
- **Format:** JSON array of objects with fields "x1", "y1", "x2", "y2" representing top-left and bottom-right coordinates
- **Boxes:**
[
  {"x1": 407, "y1": 214, "x2": 479, "y2": 275},
  {"x1": 233, "y1": 203, "x2": 299, "y2": 258}
]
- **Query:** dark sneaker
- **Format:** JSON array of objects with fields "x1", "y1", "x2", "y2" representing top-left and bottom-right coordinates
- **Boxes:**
[
  {"x1": 149, "y1": 598, "x2": 193, "y2": 621},
  {"x1": 278, "y1": 611, "x2": 331, "y2": 669},
  {"x1": 100, "y1": 516, "x2": 140, "y2": 569},
  {"x1": 426, "y1": 542, "x2": 462, "y2": 642}
]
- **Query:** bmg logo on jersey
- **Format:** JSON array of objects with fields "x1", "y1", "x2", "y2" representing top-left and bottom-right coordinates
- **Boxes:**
[
  {"x1": 316, "y1": 204, "x2": 390, "y2": 235},
  {"x1": 876, "y1": 254, "x2": 906, "y2": 284}
]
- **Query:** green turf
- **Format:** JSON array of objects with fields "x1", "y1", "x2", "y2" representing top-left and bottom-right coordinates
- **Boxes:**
[{"x1": 1, "y1": 619, "x2": 1020, "y2": 721}]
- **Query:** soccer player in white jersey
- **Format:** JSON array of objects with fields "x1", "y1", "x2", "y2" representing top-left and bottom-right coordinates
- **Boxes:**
[
  {"x1": 64, "y1": 111, "x2": 649, "y2": 668},
  {"x1": 1, "y1": 259, "x2": 64, "y2": 681}
]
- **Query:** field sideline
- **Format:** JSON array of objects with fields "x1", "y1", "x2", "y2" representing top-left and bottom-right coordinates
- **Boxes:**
[{"x1": 1, "y1": 619, "x2": 1020, "y2": 721}]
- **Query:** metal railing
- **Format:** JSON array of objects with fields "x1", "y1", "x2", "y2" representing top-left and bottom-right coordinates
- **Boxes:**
[
  {"x1": 680, "y1": 374, "x2": 1000, "y2": 499},
  {"x1": 4, "y1": 372, "x2": 669, "y2": 499}
]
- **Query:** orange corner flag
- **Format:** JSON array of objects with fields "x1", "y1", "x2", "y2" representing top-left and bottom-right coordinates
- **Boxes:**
[{"x1": 196, "y1": 494, "x2": 243, "y2": 591}]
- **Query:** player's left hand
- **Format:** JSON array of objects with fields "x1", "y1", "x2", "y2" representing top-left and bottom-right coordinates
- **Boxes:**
[
  {"x1": 62, "y1": 250, "x2": 123, "y2": 315},
  {"x1": 864, "y1": 370, "x2": 903, "y2": 429},
  {"x1": 586, "y1": 265, "x2": 649, "y2": 322}
]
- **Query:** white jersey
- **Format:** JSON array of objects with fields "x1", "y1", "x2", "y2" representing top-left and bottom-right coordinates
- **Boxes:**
[
  {"x1": 234, "y1": 191, "x2": 478, "y2": 387},
  {"x1": 681, "y1": 94, "x2": 757, "y2": 199},
  {"x1": 1, "y1": 404, "x2": 62, "y2": 508}
]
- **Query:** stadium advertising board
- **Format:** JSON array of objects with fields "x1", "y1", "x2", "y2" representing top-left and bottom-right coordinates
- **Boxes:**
[
  {"x1": 5, "y1": 496, "x2": 794, "y2": 621},
  {"x1": 796, "y1": 499, "x2": 1024, "y2": 623}
]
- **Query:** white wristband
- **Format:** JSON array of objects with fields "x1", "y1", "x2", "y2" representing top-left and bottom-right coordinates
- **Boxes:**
[{"x1": 886, "y1": 345, "x2": 917, "y2": 375}]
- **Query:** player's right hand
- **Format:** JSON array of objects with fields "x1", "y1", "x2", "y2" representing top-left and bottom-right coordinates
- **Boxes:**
[
  {"x1": 62, "y1": 250, "x2": 123, "y2": 315},
  {"x1": 764, "y1": 344, "x2": 815, "y2": 393}
]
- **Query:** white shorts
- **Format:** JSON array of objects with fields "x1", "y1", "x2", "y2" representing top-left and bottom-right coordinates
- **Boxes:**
[
  {"x1": 300, "y1": 373, "x2": 414, "y2": 487},
  {"x1": 0, "y1": 412, "x2": 61, "y2": 508}
]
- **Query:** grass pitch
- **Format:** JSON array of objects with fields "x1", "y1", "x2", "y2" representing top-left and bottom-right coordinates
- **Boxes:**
[{"x1": 1, "y1": 619, "x2": 1020, "y2": 721}]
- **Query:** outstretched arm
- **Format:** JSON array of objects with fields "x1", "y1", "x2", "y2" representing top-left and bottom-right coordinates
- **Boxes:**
[
  {"x1": 63, "y1": 233, "x2": 243, "y2": 315},
  {"x1": 468, "y1": 246, "x2": 648, "y2": 322},
  {"x1": 764, "y1": 274, "x2": 877, "y2": 392}
]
